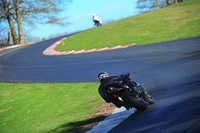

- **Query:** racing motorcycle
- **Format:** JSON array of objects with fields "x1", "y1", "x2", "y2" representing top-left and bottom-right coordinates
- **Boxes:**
[{"x1": 108, "y1": 80, "x2": 155, "y2": 111}]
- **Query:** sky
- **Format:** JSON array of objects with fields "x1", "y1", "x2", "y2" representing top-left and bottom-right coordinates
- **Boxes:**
[{"x1": 30, "y1": 0, "x2": 140, "y2": 39}]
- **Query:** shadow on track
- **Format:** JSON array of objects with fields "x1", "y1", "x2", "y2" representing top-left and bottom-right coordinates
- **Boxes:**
[{"x1": 49, "y1": 115, "x2": 107, "y2": 133}]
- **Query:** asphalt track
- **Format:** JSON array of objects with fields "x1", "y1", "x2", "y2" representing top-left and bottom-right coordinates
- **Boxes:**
[{"x1": 0, "y1": 35, "x2": 200, "y2": 132}]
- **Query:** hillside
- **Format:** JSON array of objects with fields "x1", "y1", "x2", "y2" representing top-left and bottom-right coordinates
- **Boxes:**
[{"x1": 56, "y1": 0, "x2": 200, "y2": 51}]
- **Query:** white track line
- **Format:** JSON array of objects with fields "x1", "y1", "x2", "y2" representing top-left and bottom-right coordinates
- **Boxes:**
[
  {"x1": 86, "y1": 107, "x2": 137, "y2": 133},
  {"x1": 0, "y1": 43, "x2": 31, "y2": 51}
]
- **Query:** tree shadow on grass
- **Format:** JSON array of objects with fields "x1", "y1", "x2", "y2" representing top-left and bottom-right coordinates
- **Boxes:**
[{"x1": 49, "y1": 115, "x2": 108, "y2": 133}]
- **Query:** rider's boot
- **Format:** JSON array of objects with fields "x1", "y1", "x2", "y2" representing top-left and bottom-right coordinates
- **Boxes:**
[
  {"x1": 114, "y1": 101, "x2": 130, "y2": 110},
  {"x1": 123, "y1": 103, "x2": 131, "y2": 110},
  {"x1": 113, "y1": 100, "x2": 123, "y2": 108}
]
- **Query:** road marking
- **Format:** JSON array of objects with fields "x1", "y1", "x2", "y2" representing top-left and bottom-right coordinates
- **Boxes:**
[
  {"x1": 0, "y1": 43, "x2": 31, "y2": 52},
  {"x1": 43, "y1": 38, "x2": 136, "y2": 56}
]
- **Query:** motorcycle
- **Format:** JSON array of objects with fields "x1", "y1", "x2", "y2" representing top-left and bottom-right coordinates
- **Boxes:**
[
  {"x1": 109, "y1": 80, "x2": 155, "y2": 111},
  {"x1": 93, "y1": 13, "x2": 102, "y2": 27}
]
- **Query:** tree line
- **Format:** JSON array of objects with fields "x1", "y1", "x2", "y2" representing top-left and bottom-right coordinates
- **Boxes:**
[
  {"x1": 0, "y1": 0, "x2": 71, "y2": 46},
  {"x1": 137, "y1": 0, "x2": 186, "y2": 11}
]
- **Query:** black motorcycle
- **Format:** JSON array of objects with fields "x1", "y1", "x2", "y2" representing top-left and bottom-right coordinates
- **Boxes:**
[{"x1": 109, "y1": 80, "x2": 155, "y2": 111}]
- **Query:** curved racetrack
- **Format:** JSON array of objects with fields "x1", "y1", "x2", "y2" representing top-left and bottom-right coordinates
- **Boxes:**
[{"x1": 0, "y1": 35, "x2": 200, "y2": 132}]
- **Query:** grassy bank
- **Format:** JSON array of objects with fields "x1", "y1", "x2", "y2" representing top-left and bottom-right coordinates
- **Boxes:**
[
  {"x1": 56, "y1": 0, "x2": 200, "y2": 51},
  {"x1": 0, "y1": 83, "x2": 101, "y2": 132}
]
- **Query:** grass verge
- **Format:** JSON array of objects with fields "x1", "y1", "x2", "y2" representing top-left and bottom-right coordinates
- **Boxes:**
[
  {"x1": 55, "y1": 0, "x2": 200, "y2": 51},
  {"x1": 0, "y1": 83, "x2": 102, "y2": 132}
]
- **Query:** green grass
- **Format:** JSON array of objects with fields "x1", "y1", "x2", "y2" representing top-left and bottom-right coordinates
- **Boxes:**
[
  {"x1": 56, "y1": 0, "x2": 200, "y2": 51},
  {"x1": 0, "y1": 83, "x2": 101, "y2": 133}
]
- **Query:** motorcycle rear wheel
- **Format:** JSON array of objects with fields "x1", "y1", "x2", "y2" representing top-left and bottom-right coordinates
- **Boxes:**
[{"x1": 121, "y1": 92, "x2": 148, "y2": 111}]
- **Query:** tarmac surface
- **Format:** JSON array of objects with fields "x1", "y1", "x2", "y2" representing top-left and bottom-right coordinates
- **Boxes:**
[{"x1": 0, "y1": 35, "x2": 200, "y2": 132}]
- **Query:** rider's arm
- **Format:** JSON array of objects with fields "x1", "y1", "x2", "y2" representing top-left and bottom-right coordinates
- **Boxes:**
[{"x1": 120, "y1": 73, "x2": 130, "y2": 79}]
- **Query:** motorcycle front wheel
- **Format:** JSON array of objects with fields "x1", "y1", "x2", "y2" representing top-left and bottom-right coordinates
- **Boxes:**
[
  {"x1": 140, "y1": 87, "x2": 155, "y2": 104},
  {"x1": 144, "y1": 93, "x2": 155, "y2": 104},
  {"x1": 121, "y1": 91, "x2": 148, "y2": 111}
]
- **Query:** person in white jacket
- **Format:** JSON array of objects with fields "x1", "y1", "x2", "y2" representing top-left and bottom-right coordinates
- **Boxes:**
[{"x1": 93, "y1": 13, "x2": 102, "y2": 26}]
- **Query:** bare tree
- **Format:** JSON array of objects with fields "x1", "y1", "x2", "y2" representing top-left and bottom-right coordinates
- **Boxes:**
[
  {"x1": 20, "y1": 0, "x2": 71, "y2": 25},
  {"x1": 0, "y1": 25, "x2": 8, "y2": 47},
  {"x1": 0, "y1": 0, "x2": 71, "y2": 45},
  {"x1": 1, "y1": 0, "x2": 18, "y2": 45},
  {"x1": 137, "y1": 0, "x2": 183, "y2": 11},
  {"x1": 13, "y1": 0, "x2": 24, "y2": 44}
]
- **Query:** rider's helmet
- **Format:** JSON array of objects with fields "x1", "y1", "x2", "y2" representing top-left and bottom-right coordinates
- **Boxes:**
[
  {"x1": 93, "y1": 13, "x2": 96, "y2": 19},
  {"x1": 98, "y1": 71, "x2": 109, "y2": 82}
]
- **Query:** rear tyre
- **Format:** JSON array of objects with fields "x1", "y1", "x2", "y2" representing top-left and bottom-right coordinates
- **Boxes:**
[{"x1": 121, "y1": 92, "x2": 148, "y2": 111}]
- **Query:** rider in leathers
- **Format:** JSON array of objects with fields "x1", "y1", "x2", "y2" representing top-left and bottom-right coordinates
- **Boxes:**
[
  {"x1": 98, "y1": 72, "x2": 139, "y2": 110},
  {"x1": 93, "y1": 13, "x2": 102, "y2": 26}
]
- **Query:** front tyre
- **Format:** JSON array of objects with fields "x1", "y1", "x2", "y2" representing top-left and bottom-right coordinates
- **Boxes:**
[
  {"x1": 140, "y1": 87, "x2": 155, "y2": 104},
  {"x1": 144, "y1": 94, "x2": 155, "y2": 104},
  {"x1": 121, "y1": 92, "x2": 148, "y2": 111}
]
